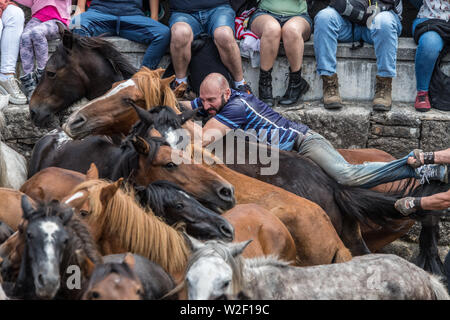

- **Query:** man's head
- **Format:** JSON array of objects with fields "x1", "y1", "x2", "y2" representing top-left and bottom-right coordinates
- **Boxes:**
[{"x1": 199, "y1": 73, "x2": 231, "y2": 117}]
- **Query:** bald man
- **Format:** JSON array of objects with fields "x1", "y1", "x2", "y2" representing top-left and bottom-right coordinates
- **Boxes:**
[{"x1": 180, "y1": 73, "x2": 449, "y2": 188}]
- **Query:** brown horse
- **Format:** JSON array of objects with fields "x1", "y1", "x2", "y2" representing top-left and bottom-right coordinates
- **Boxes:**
[
  {"x1": 0, "y1": 188, "x2": 36, "y2": 230},
  {"x1": 63, "y1": 67, "x2": 180, "y2": 139},
  {"x1": 29, "y1": 30, "x2": 137, "y2": 128},
  {"x1": 63, "y1": 178, "x2": 299, "y2": 281}
]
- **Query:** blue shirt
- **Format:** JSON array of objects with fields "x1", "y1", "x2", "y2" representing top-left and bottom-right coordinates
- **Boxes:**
[
  {"x1": 89, "y1": 0, "x2": 144, "y2": 17},
  {"x1": 191, "y1": 90, "x2": 310, "y2": 151}
]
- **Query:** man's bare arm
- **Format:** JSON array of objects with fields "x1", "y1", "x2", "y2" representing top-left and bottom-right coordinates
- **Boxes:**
[
  {"x1": 434, "y1": 148, "x2": 450, "y2": 164},
  {"x1": 421, "y1": 189, "x2": 450, "y2": 211},
  {"x1": 201, "y1": 118, "x2": 231, "y2": 147},
  {"x1": 150, "y1": 0, "x2": 159, "y2": 21}
]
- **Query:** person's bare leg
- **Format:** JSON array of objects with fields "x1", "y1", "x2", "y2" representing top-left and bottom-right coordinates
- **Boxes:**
[
  {"x1": 213, "y1": 26, "x2": 244, "y2": 82},
  {"x1": 281, "y1": 17, "x2": 311, "y2": 72},
  {"x1": 170, "y1": 22, "x2": 194, "y2": 80},
  {"x1": 250, "y1": 15, "x2": 281, "y2": 71}
]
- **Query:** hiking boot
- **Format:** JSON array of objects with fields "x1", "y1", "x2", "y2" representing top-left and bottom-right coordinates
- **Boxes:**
[
  {"x1": 258, "y1": 68, "x2": 275, "y2": 107},
  {"x1": 415, "y1": 164, "x2": 448, "y2": 184},
  {"x1": 414, "y1": 91, "x2": 431, "y2": 112},
  {"x1": 395, "y1": 197, "x2": 422, "y2": 216},
  {"x1": 0, "y1": 76, "x2": 27, "y2": 105},
  {"x1": 321, "y1": 74, "x2": 343, "y2": 109},
  {"x1": 34, "y1": 68, "x2": 45, "y2": 84},
  {"x1": 20, "y1": 73, "x2": 37, "y2": 102},
  {"x1": 279, "y1": 69, "x2": 310, "y2": 106},
  {"x1": 236, "y1": 82, "x2": 252, "y2": 95},
  {"x1": 373, "y1": 75, "x2": 392, "y2": 111}
]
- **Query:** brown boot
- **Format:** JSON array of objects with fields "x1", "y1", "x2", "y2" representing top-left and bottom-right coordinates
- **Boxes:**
[
  {"x1": 373, "y1": 75, "x2": 392, "y2": 111},
  {"x1": 321, "y1": 74, "x2": 343, "y2": 109}
]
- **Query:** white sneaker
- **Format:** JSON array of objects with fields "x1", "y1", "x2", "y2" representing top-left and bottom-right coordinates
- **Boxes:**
[{"x1": 0, "y1": 77, "x2": 27, "y2": 105}]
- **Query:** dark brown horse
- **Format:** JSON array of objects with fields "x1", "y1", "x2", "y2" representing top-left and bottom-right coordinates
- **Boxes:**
[{"x1": 29, "y1": 29, "x2": 136, "y2": 128}]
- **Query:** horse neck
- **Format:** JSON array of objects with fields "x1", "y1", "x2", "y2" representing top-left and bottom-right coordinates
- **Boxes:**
[{"x1": 98, "y1": 190, "x2": 190, "y2": 276}]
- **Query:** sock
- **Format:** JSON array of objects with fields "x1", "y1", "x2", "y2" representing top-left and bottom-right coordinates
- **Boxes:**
[
  {"x1": 175, "y1": 77, "x2": 188, "y2": 85},
  {"x1": 0, "y1": 73, "x2": 13, "y2": 81},
  {"x1": 234, "y1": 79, "x2": 245, "y2": 87}
]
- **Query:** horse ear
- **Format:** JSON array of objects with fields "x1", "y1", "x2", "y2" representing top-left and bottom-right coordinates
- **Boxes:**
[
  {"x1": 131, "y1": 136, "x2": 150, "y2": 155},
  {"x1": 36, "y1": 187, "x2": 46, "y2": 202},
  {"x1": 130, "y1": 102, "x2": 154, "y2": 127},
  {"x1": 21, "y1": 195, "x2": 34, "y2": 220},
  {"x1": 86, "y1": 163, "x2": 99, "y2": 180},
  {"x1": 185, "y1": 234, "x2": 205, "y2": 252},
  {"x1": 123, "y1": 253, "x2": 136, "y2": 270},
  {"x1": 153, "y1": 68, "x2": 165, "y2": 78},
  {"x1": 114, "y1": 178, "x2": 124, "y2": 189},
  {"x1": 59, "y1": 25, "x2": 73, "y2": 50},
  {"x1": 76, "y1": 249, "x2": 96, "y2": 278},
  {"x1": 160, "y1": 76, "x2": 175, "y2": 89},
  {"x1": 229, "y1": 240, "x2": 252, "y2": 257},
  {"x1": 100, "y1": 182, "x2": 120, "y2": 207},
  {"x1": 178, "y1": 108, "x2": 198, "y2": 125}
]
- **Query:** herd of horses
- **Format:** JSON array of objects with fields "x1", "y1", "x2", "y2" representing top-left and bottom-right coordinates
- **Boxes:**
[{"x1": 0, "y1": 29, "x2": 449, "y2": 300}]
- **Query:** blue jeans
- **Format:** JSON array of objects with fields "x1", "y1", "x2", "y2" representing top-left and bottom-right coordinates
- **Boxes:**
[
  {"x1": 297, "y1": 132, "x2": 418, "y2": 188},
  {"x1": 169, "y1": 4, "x2": 235, "y2": 39},
  {"x1": 412, "y1": 18, "x2": 444, "y2": 91},
  {"x1": 314, "y1": 7, "x2": 402, "y2": 78},
  {"x1": 70, "y1": 9, "x2": 170, "y2": 69}
]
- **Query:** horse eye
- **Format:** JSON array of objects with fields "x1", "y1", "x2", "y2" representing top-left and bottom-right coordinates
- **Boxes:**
[
  {"x1": 89, "y1": 291, "x2": 100, "y2": 299},
  {"x1": 46, "y1": 71, "x2": 56, "y2": 79},
  {"x1": 79, "y1": 210, "x2": 89, "y2": 217},
  {"x1": 27, "y1": 232, "x2": 33, "y2": 240},
  {"x1": 63, "y1": 238, "x2": 69, "y2": 245},
  {"x1": 136, "y1": 289, "x2": 143, "y2": 296},
  {"x1": 175, "y1": 203, "x2": 184, "y2": 210},
  {"x1": 222, "y1": 280, "x2": 230, "y2": 288},
  {"x1": 165, "y1": 162, "x2": 177, "y2": 169}
]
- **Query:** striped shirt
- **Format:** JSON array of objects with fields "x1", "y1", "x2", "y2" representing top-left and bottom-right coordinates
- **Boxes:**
[{"x1": 191, "y1": 90, "x2": 309, "y2": 151}]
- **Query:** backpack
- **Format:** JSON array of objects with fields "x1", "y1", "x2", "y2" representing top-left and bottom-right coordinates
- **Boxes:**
[
  {"x1": 429, "y1": 45, "x2": 450, "y2": 111},
  {"x1": 230, "y1": 0, "x2": 261, "y2": 16},
  {"x1": 329, "y1": 0, "x2": 398, "y2": 26}
]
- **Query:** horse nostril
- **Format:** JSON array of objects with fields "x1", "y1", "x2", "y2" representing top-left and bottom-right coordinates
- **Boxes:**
[
  {"x1": 219, "y1": 187, "x2": 233, "y2": 200},
  {"x1": 70, "y1": 114, "x2": 87, "y2": 129},
  {"x1": 220, "y1": 223, "x2": 234, "y2": 240},
  {"x1": 37, "y1": 274, "x2": 45, "y2": 287}
]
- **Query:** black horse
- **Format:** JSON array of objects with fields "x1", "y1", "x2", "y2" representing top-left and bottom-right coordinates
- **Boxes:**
[
  {"x1": 135, "y1": 180, "x2": 234, "y2": 241},
  {"x1": 29, "y1": 29, "x2": 137, "y2": 128},
  {"x1": 13, "y1": 196, "x2": 102, "y2": 300}
]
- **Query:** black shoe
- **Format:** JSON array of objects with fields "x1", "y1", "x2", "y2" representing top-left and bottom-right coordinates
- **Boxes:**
[
  {"x1": 236, "y1": 82, "x2": 252, "y2": 95},
  {"x1": 278, "y1": 69, "x2": 309, "y2": 106},
  {"x1": 258, "y1": 68, "x2": 275, "y2": 107}
]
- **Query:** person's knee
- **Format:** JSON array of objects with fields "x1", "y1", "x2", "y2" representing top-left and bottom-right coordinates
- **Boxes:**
[
  {"x1": 314, "y1": 7, "x2": 340, "y2": 30},
  {"x1": 372, "y1": 11, "x2": 397, "y2": 34},
  {"x1": 171, "y1": 23, "x2": 193, "y2": 47},
  {"x1": 20, "y1": 29, "x2": 33, "y2": 44},
  {"x1": 418, "y1": 32, "x2": 443, "y2": 59},
  {"x1": 213, "y1": 26, "x2": 235, "y2": 48},
  {"x1": 5, "y1": 5, "x2": 24, "y2": 25},
  {"x1": 282, "y1": 23, "x2": 303, "y2": 41},
  {"x1": 262, "y1": 20, "x2": 282, "y2": 39}
]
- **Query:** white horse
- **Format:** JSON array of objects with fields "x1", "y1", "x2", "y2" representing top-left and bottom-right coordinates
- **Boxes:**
[
  {"x1": 0, "y1": 141, "x2": 27, "y2": 189},
  {"x1": 185, "y1": 238, "x2": 450, "y2": 300}
]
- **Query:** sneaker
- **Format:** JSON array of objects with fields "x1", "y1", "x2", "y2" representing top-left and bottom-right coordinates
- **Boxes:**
[
  {"x1": 415, "y1": 164, "x2": 448, "y2": 184},
  {"x1": 0, "y1": 76, "x2": 27, "y2": 105},
  {"x1": 414, "y1": 91, "x2": 431, "y2": 112},
  {"x1": 20, "y1": 73, "x2": 37, "y2": 102},
  {"x1": 236, "y1": 82, "x2": 252, "y2": 95}
]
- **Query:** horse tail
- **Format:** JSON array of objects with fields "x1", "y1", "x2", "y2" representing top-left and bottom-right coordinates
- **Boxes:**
[
  {"x1": 428, "y1": 274, "x2": 450, "y2": 300},
  {"x1": 445, "y1": 251, "x2": 450, "y2": 294},
  {"x1": 333, "y1": 186, "x2": 405, "y2": 228}
]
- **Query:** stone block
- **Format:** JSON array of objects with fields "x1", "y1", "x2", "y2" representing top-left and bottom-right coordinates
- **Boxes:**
[
  {"x1": 367, "y1": 136, "x2": 419, "y2": 158},
  {"x1": 370, "y1": 124, "x2": 420, "y2": 139},
  {"x1": 420, "y1": 121, "x2": 450, "y2": 151}
]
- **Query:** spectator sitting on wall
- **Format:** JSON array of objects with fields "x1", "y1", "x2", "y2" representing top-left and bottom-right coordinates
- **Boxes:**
[
  {"x1": 168, "y1": 0, "x2": 252, "y2": 94},
  {"x1": 248, "y1": 0, "x2": 313, "y2": 107},
  {"x1": 0, "y1": 1, "x2": 26, "y2": 104},
  {"x1": 412, "y1": 0, "x2": 449, "y2": 112},
  {"x1": 15, "y1": 0, "x2": 75, "y2": 101},
  {"x1": 71, "y1": 0, "x2": 170, "y2": 71}
]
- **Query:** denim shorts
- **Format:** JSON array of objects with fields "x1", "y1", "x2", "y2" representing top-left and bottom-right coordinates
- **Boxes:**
[
  {"x1": 169, "y1": 4, "x2": 235, "y2": 39},
  {"x1": 248, "y1": 8, "x2": 313, "y2": 31}
]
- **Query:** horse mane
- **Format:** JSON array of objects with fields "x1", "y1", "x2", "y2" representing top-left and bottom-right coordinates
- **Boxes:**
[
  {"x1": 70, "y1": 179, "x2": 190, "y2": 275},
  {"x1": 132, "y1": 67, "x2": 180, "y2": 112},
  {"x1": 72, "y1": 35, "x2": 137, "y2": 79},
  {"x1": 137, "y1": 180, "x2": 189, "y2": 216},
  {"x1": 245, "y1": 255, "x2": 290, "y2": 269}
]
